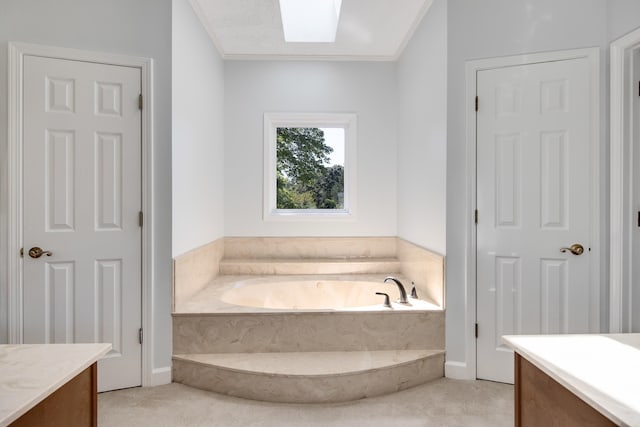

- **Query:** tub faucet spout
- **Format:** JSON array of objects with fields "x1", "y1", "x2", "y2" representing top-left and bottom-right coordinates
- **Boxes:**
[{"x1": 384, "y1": 277, "x2": 409, "y2": 304}]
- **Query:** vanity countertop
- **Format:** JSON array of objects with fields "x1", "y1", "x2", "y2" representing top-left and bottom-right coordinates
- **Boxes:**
[
  {"x1": 0, "y1": 343, "x2": 111, "y2": 426},
  {"x1": 503, "y1": 334, "x2": 640, "y2": 427}
]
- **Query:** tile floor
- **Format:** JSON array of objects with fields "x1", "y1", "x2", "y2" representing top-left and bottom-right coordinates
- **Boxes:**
[{"x1": 98, "y1": 378, "x2": 513, "y2": 426}]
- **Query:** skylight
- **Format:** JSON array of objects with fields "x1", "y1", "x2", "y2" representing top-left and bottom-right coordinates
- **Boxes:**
[{"x1": 279, "y1": 0, "x2": 342, "y2": 43}]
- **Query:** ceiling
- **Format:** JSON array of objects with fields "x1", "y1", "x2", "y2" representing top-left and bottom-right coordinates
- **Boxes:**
[{"x1": 189, "y1": 0, "x2": 434, "y2": 60}]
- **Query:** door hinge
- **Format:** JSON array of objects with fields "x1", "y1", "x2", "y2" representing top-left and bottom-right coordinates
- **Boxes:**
[
  {"x1": 637, "y1": 211, "x2": 640, "y2": 227},
  {"x1": 139, "y1": 211, "x2": 143, "y2": 227},
  {"x1": 475, "y1": 95, "x2": 479, "y2": 112},
  {"x1": 474, "y1": 209, "x2": 479, "y2": 225},
  {"x1": 475, "y1": 323, "x2": 479, "y2": 338},
  {"x1": 20, "y1": 247, "x2": 23, "y2": 258},
  {"x1": 638, "y1": 81, "x2": 640, "y2": 97},
  {"x1": 139, "y1": 328, "x2": 143, "y2": 344},
  {"x1": 138, "y1": 94, "x2": 143, "y2": 110}
]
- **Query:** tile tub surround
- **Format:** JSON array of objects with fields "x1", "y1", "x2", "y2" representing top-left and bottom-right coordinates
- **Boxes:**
[
  {"x1": 218, "y1": 237, "x2": 403, "y2": 277},
  {"x1": 173, "y1": 238, "x2": 224, "y2": 310},
  {"x1": 173, "y1": 274, "x2": 444, "y2": 402},
  {"x1": 173, "y1": 273, "x2": 443, "y2": 355},
  {"x1": 219, "y1": 257, "x2": 401, "y2": 275},
  {"x1": 397, "y1": 238, "x2": 445, "y2": 308},
  {"x1": 173, "y1": 310, "x2": 444, "y2": 354},
  {"x1": 221, "y1": 237, "x2": 444, "y2": 308},
  {"x1": 173, "y1": 236, "x2": 445, "y2": 312},
  {"x1": 171, "y1": 237, "x2": 445, "y2": 404},
  {"x1": 172, "y1": 350, "x2": 445, "y2": 403},
  {"x1": 222, "y1": 236, "x2": 398, "y2": 259}
]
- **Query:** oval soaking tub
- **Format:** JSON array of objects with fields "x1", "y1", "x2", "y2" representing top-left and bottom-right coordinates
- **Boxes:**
[
  {"x1": 221, "y1": 280, "x2": 382, "y2": 309},
  {"x1": 220, "y1": 279, "x2": 434, "y2": 310}
]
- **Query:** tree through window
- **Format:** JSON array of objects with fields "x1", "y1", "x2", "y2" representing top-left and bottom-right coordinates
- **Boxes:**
[
  {"x1": 263, "y1": 113, "x2": 356, "y2": 220},
  {"x1": 276, "y1": 127, "x2": 344, "y2": 209}
]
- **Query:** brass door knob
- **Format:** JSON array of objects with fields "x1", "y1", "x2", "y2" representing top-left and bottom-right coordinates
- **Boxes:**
[
  {"x1": 560, "y1": 244, "x2": 584, "y2": 256},
  {"x1": 28, "y1": 247, "x2": 53, "y2": 259}
]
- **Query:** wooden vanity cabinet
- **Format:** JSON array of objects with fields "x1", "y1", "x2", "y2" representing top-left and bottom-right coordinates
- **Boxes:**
[
  {"x1": 514, "y1": 354, "x2": 616, "y2": 427},
  {"x1": 9, "y1": 363, "x2": 97, "y2": 427}
]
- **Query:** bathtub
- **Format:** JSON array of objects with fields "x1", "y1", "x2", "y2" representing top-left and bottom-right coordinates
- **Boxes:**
[
  {"x1": 173, "y1": 273, "x2": 446, "y2": 403},
  {"x1": 218, "y1": 277, "x2": 439, "y2": 311}
]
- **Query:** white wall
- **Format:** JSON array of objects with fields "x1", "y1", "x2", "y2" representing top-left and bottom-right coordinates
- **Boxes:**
[
  {"x1": 0, "y1": 0, "x2": 173, "y2": 379},
  {"x1": 224, "y1": 61, "x2": 398, "y2": 237},
  {"x1": 608, "y1": 0, "x2": 640, "y2": 42},
  {"x1": 446, "y1": 0, "x2": 609, "y2": 377},
  {"x1": 396, "y1": 0, "x2": 447, "y2": 255},
  {"x1": 172, "y1": 0, "x2": 225, "y2": 257}
]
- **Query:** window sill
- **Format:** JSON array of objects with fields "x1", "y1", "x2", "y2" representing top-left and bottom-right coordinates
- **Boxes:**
[{"x1": 264, "y1": 209, "x2": 356, "y2": 222}]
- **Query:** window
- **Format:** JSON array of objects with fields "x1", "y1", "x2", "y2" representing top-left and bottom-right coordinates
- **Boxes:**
[
  {"x1": 279, "y1": 0, "x2": 342, "y2": 43},
  {"x1": 264, "y1": 113, "x2": 357, "y2": 220}
]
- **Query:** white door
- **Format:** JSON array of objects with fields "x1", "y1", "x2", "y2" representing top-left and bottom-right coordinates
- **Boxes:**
[
  {"x1": 476, "y1": 58, "x2": 596, "y2": 383},
  {"x1": 22, "y1": 55, "x2": 142, "y2": 391}
]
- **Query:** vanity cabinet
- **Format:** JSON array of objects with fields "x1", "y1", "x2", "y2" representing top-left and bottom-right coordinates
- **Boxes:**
[
  {"x1": 0, "y1": 344, "x2": 110, "y2": 427},
  {"x1": 9, "y1": 363, "x2": 97, "y2": 427},
  {"x1": 504, "y1": 334, "x2": 640, "y2": 427},
  {"x1": 514, "y1": 354, "x2": 615, "y2": 426}
]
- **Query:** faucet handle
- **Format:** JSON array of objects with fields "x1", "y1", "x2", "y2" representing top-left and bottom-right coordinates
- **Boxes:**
[
  {"x1": 410, "y1": 282, "x2": 418, "y2": 299},
  {"x1": 375, "y1": 292, "x2": 392, "y2": 308}
]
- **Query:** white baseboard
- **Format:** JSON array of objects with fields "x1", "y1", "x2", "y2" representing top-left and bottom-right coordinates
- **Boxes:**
[
  {"x1": 445, "y1": 361, "x2": 474, "y2": 380},
  {"x1": 148, "y1": 366, "x2": 172, "y2": 386}
]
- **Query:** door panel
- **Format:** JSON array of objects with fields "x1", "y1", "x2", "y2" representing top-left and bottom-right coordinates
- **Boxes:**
[
  {"x1": 23, "y1": 55, "x2": 142, "y2": 391},
  {"x1": 476, "y1": 58, "x2": 594, "y2": 383}
]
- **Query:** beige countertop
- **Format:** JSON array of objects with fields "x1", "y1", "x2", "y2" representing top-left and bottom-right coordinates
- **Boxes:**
[
  {"x1": 0, "y1": 343, "x2": 111, "y2": 426},
  {"x1": 503, "y1": 334, "x2": 640, "y2": 427}
]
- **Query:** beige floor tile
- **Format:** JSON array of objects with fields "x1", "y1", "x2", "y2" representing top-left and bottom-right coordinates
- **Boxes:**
[{"x1": 98, "y1": 378, "x2": 513, "y2": 427}]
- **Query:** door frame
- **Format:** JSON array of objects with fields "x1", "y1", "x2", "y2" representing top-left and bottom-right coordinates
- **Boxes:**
[
  {"x1": 454, "y1": 47, "x2": 601, "y2": 380},
  {"x1": 610, "y1": 27, "x2": 640, "y2": 333},
  {"x1": 7, "y1": 42, "x2": 156, "y2": 386}
]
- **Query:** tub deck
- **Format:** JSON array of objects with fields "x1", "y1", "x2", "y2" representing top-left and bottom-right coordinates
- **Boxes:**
[{"x1": 174, "y1": 273, "x2": 441, "y2": 314}]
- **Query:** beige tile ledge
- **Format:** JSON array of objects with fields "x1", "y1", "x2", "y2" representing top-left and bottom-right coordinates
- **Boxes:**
[
  {"x1": 172, "y1": 350, "x2": 444, "y2": 403},
  {"x1": 219, "y1": 258, "x2": 401, "y2": 275},
  {"x1": 222, "y1": 236, "x2": 398, "y2": 260},
  {"x1": 220, "y1": 257, "x2": 400, "y2": 262},
  {"x1": 173, "y1": 239, "x2": 224, "y2": 310},
  {"x1": 173, "y1": 349, "x2": 443, "y2": 377},
  {"x1": 174, "y1": 273, "x2": 441, "y2": 314}
]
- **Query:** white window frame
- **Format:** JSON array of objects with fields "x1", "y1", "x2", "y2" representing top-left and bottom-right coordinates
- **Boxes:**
[{"x1": 263, "y1": 112, "x2": 357, "y2": 221}]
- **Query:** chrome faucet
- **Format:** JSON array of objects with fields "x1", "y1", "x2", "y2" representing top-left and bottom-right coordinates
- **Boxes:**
[{"x1": 384, "y1": 276, "x2": 409, "y2": 304}]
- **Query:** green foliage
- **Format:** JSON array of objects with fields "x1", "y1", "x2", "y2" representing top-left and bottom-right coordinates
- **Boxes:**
[
  {"x1": 277, "y1": 172, "x2": 316, "y2": 209},
  {"x1": 313, "y1": 165, "x2": 344, "y2": 209},
  {"x1": 276, "y1": 127, "x2": 344, "y2": 210},
  {"x1": 277, "y1": 128, "x2": 331, "y2": 187}
]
